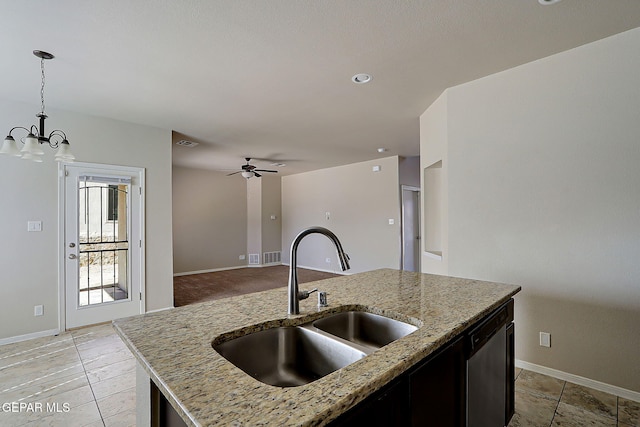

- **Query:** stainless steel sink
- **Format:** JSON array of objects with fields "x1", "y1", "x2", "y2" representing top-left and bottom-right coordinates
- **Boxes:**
[
  {"x1": 213, "y1": 326, "x2": 366, "y2": 387},
  {"x1": 312, "y1": 311, "x2": 418, "y2": 350}
]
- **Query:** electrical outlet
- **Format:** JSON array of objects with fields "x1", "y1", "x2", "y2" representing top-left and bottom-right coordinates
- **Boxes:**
[
  {"x1": 239, "y1": 254, "x2": 246, "y2": 260},
  {"x1": 325, "y1": 258, "x2": 331, "y2": 263},
  {"x1": 325, "y1": 212, "x2": 331, "y2": 220},
  {"x1": 539, "y1": 332, "x2": 551, "y2": 348},
  {"x1": 34, "y1": 305, "x2": 44, "y2": 316}
]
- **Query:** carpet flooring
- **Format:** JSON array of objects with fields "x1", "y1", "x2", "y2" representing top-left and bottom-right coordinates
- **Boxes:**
[{"x1": 173, "y1": 265, "x2": 340, "y2": 307}]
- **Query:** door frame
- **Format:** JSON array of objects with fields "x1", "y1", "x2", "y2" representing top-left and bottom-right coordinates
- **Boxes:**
[
  {"x1": 400, "y1": 185, "x2": 421, "y2": 272},
  {"x1": 58, "y1": 162, "x2": 146, "y2": 331}
]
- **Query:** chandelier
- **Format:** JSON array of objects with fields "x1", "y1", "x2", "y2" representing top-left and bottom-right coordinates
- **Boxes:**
[{"x1": 1, "y1": 50, "x2": 75, "y2": 162}]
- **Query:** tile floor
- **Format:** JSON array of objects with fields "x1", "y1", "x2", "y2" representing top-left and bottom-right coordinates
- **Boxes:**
[
  {"x1": 509, "y1": 368, "x2": 639, "y2": 427},
  {"x1": 1, "y1": 323, "x2": 638, "y2": 426},
  {"x1": 0, "y1": 323, "x2": 135, "y2": 426}
]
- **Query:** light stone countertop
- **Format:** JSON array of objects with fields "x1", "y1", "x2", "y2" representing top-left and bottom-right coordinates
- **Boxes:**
[{"x1": 113, "y1": 268, "x2": 521, "y2": 426}]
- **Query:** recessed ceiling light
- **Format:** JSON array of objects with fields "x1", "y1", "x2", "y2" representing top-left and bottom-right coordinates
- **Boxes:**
[
  {"x1": 271, "y1": 163, "x2": 286, "y2": 167},
  {"x1": 175, "y1": 140, "x2": 198, "y2": 147},
  {"x1": 377, "y1": 148, "x2": 387, "y2": 153},
  {"x1": 538, "y1": 0, "x2": 562, "y2": 5},
  {"x1": 352, "y1": 73, "x2": 372, "y2": 84}
]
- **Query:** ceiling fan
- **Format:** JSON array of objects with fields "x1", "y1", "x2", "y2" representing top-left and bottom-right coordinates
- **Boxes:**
[{"x1": 226, "y1": 158, "x2": 278, "y2": 178}]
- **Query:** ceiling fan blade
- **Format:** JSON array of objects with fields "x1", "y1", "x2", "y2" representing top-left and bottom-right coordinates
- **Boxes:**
[
  {"x1": 253, "y1": 172, "x2": 262, "y2": 177},
  {"x1": 226, "y1": 171, "x2": 242, "y2": 176},
  {"x1": 254, "y1": 169, "x2": 278, "y2": 173}
]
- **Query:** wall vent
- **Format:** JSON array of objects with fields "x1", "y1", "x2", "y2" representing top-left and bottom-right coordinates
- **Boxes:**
[
  {"x1": 248, "y1": 254, "x2": 260, "y2": 265},
  {"x1": 175, "y1": 140, "x2": 199, "y2": 147},
  {"x1": 263, "y1": 251, "x2": 282, "y2": 265}
]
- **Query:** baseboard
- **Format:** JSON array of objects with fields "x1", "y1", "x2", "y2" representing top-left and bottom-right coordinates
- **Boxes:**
[
  {"x1": 173, "y1": 265, "x2": 247, "y2": 277},
  {"x1": 0, "y1": 328, "x2": 61, "y2": 346},
  {"x1": 515, "y1": 359, "x2": 640, "y2": 402},
  {"x1": 247, "y1": 263, "x2": 283, "y2": 268}
]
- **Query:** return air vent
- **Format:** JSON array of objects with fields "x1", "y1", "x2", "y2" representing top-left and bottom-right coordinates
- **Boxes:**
[
  {"x1": 263, "y1": 251, "x2": 281, "y2": 265},
  {"x1": 175, "y1": 140, "x2": 199, "y2": 147},
  {"x1": 248, "y1": 254, "x2": 260, "y2": 265}
]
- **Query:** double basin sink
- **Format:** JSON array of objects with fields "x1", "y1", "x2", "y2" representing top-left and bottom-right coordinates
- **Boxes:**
[{"x1": 212, "y1": 310, "x2": 419, "y2": 387}]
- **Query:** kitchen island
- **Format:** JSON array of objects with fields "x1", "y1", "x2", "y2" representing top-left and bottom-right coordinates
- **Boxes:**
[{"x1": 113, "y1": 268, "x2": 520, "y2": 426}]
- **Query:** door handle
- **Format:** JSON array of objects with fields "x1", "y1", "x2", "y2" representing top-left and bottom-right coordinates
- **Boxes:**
[
  {"x1": 68, "y1": 254, "x2": 77, "y2": 260},
  {"x1": 69, "y1": 243, "x2": 76, "y2": 248}
]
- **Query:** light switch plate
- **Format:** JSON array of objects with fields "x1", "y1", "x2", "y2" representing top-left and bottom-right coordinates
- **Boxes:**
[
  {"x1": 34, "y1": 305, "x2": 44, "y2": 316},
  {"x1": 28, "y1": 221, "x2": 42, "y2": 232}
]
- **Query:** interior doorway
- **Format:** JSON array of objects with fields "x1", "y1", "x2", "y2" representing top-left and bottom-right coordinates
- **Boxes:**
[
  {"x1": 60, "y1": 163, "x2": 145, "y2": 329},
  {"x1": 401, "y1": 185, "x2": 421, "y2": 272}
]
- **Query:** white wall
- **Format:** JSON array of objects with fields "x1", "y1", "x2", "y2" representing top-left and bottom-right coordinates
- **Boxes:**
[
  {"x1": 282, "y1": 156, "x2": 401, "y2": 273},
  {"x1": 0, "y1": 99, "x2": 173, "y2": 340},
  {"x1": 421, "y1": 28, "x2": 640, "y2": 391}
]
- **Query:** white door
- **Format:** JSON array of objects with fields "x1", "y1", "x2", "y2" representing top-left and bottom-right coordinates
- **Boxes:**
[
  {"x1": 401, "y1": 186, "x2": 421, "y2": 272},
  {"x1": 62, "y1": 163, "x2": 144, "y2": 329}
]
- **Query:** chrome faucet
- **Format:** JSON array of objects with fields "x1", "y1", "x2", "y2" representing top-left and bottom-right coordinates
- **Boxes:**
[{"x1": 288, "y1": 227, "x2": 350, "y2": 315}]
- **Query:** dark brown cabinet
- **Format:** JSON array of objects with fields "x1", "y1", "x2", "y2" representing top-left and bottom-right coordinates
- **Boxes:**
[
  {"x1": 410, "y1": 336, "x2": 465, "y2": 426},
  {"x1": 330, "y1": 299, "x2": 515, "y2": 427}
]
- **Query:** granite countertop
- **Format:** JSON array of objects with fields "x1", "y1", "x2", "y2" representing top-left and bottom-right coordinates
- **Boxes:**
[{"x1": 113, "y1": 268, "x2": 521, "y2": 426}]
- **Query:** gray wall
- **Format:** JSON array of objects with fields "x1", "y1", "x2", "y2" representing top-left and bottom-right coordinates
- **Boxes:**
[
  {"x1": 420, "y1": 28, "x2": 640, "y2": 391},
  {"x1": 282, "y1": 156, "x2": 401, "y2": 273},
  {"x1": 261, "y1": 176, "x2": 283, "y2": 254},
  {"x1": 172, "y1": 166, "x2": 248, "y2": 273},
  {"x1": 0, "y1": 99, "x2": 174, "y2": 340}
]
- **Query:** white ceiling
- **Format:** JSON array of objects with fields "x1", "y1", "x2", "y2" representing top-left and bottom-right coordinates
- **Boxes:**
[{"x1": 2, "y1": 1, "x2": 640, "y2": 175}]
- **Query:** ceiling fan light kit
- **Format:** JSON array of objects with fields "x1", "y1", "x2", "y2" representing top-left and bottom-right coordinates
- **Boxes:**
[
  {"x1": 1, "y1": 50, "x2": 76, "y2": 163},
  {"x1": 227, "y1": 158, "x2": 279, "y2": 179}
]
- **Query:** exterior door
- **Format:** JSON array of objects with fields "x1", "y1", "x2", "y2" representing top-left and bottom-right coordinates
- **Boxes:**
[
  {"x1": 402, "y1": 186, "x2": 421, "y2": 272},
  {"x1": 62, "y1": 163, "x2": 144, "y2": 329}
]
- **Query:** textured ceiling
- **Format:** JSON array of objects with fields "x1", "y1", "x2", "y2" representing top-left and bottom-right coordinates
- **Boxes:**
[{"x1": 2, "y1": 0, "x2": 640, "y2": 175}]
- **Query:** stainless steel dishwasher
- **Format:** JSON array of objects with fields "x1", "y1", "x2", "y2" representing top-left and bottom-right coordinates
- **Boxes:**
[{"x1": 466, "y1": 303, "x2": 510, "y2": 427}]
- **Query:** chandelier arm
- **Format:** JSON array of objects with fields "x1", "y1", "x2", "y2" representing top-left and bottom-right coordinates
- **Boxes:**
[
  {"x1": 8, "y1": 126, "x2": 32, "y2": 137},
  {"x1": 47, "y1": 130, "x2": 68, "y2": 148}
]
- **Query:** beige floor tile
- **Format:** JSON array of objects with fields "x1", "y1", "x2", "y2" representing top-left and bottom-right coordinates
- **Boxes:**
[
  {"x1": 1, "y1": 386, "x2": 95, "y2": 425},
  {"x1": 103, "y1": 408, "x2": 136, "y2": 427},
  {"x1": 509, "y1": 388, "x2": 558, "y2": 427},
  {"x1": 619, "y1": 397, "x2": 640, "y2": 426},
  {"x1": 551, "y1": 402, "x2": 616, "y2": 427},
  {"x1": 0, "y1": 359, "x2": 86, "y2": 397},
  {"x1": 96, "y1": 386, "x2": 136, "y2": 418},
  {"x1": 86, "y1": 358, "x2": 136, "y2": 385},
  {"x1": 560, "y1": 382, "x2": 617, "y2": 420},
  {"x1": 23, "y1": 400, "x2": 103, "y2": 427},
  {"x1": 90, "y1": 371, "x2": 136, "y2": 401},
  {"x1": 71, "y1": 323, "x2": 116, "y2": 342},
  {"x1": 516, "y1": 370, "x2": 565, "y2": 400},
  {"x1": 0, "y1": 344, "x2": 81, "y2": 379},
  {"x1": 1, "y1": 372, "x2": 89, "y2": 403},
  {"x1": 81, "y1": 348, "x2": 134, "y2": 373},
  {"x1": 0, "y1": 333, "x2": 74, "y2": 359},
  {"x1": 76, "y1": 337, "x2": 130, "y2": 362}
]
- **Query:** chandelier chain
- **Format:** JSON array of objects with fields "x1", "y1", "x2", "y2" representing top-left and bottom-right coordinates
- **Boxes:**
[{"x1": 40, "y1": 57, "x2": 46, "y2": 115}]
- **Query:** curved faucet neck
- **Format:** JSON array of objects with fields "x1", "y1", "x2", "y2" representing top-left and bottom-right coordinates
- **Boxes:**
[{"x1": 288, "y1": 227, "x2": 350, "y2": 315}]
